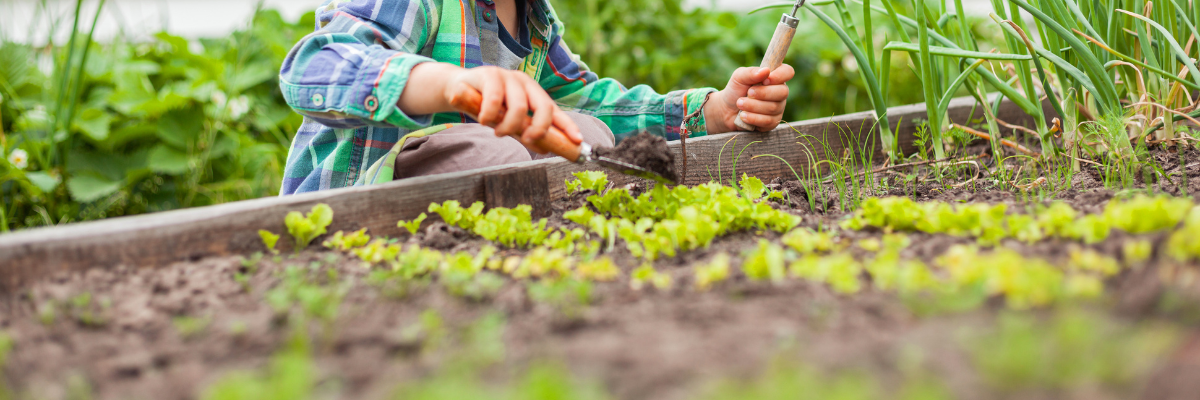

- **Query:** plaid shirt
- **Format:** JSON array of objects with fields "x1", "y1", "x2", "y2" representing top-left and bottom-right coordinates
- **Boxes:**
[{"x1": 279, "y1": 0, "x2": 717, "y2": 195}]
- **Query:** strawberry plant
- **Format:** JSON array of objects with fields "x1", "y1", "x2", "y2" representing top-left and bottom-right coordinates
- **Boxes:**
[{"x1": 284, "y1": 204, "x2": 333, "y2": 254}]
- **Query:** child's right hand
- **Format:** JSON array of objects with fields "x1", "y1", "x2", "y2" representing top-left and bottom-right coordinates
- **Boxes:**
[{"x1": 445, "y1": 66, "x2": 582, "y2": 153}]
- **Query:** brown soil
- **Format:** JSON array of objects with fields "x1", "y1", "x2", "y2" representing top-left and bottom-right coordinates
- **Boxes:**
[
  {"x1": 2, "y1": 145, "x2": 1199, "y2": 400},
  {"x1": 594, "y1": 132, "x2": 679, "y2": 184}
]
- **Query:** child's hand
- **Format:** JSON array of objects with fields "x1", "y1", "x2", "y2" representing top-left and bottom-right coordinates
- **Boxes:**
[
  {"x1": 704, "y1": 65, "x2": 796, "y2": 134},
  {"x1": 446, "y1": 66, "x2": 582, "y2": 153}
]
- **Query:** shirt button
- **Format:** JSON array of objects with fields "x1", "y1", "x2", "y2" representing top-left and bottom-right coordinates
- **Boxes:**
[
  {"x1": 364, "y1": 95, "x2": 380, "y2": 112},
  {"x1": 312, "y1": 93, "x2": 324, "y2": 107},
  {"x1": 482, "y1": 10, "x2": 495, "y2": 23}
]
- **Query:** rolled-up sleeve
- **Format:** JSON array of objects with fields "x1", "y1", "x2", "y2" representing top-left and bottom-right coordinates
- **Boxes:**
[
  {"x1": 279, "y1": 0, "x2": 435, "y2": 129},
  {"x1": 535, "y1": 7, "x2": 716, "y2": 143}
]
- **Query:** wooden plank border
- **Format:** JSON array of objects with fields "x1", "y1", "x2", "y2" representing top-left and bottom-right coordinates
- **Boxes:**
[{"x1": 0, "y1": 97, "x2": 1050, "y2": 293}]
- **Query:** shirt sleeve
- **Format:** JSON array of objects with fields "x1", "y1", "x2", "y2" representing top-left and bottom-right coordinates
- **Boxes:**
[
  {"x1": 279, "y1": 0, "x2": 436, "y2": 130},
  {"x1": 535, "y1": 8, "x2": 717, "y2": 142}
]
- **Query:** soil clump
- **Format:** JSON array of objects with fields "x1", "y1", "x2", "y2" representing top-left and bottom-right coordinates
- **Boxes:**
[{"x1": 594, "y1": 132, "x2": 679, "y2": 184}]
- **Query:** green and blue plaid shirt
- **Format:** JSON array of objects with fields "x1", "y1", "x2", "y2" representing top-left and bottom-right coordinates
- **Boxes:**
[{"x1": 279, "y1": 0, "x2": 716, "y2": 194}]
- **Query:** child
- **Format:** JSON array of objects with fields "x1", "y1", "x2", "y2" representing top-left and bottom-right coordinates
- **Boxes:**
[{"x1": 278, "y1": 0, "x2": 795, "y2": 194}]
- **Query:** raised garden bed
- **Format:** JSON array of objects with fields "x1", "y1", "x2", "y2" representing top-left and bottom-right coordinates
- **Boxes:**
[{"x1": 2, "y1": 97, "x2": 1199, "y2": 400}]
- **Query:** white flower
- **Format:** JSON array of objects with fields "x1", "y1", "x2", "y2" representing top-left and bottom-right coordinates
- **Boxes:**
[
  {"x1": 818, "y1": 60, "x2": 835, "y2": 77},
  {"x1": 212, "y1": 91, "x2": 228, "y2": 109},
  {"x1": 229, "y1": 96, "x2": 251, "y2": 120},
  {"x1": 842, "y1": 54, "x2": 859, "y2": 73},
  {"x1": 8, "y1": 149, "x2": 29, "y2": 170}
]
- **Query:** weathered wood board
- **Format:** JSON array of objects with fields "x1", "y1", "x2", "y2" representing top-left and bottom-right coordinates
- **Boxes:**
[{"x1": 0, "y1": 97, "x2": 1051, "y2": 293}]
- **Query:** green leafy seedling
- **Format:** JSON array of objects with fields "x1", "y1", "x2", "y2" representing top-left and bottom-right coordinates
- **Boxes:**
[
  {"x1": 284, "y1": 204, "x2": 334, "y2": 254},
  {"x1": 398, "y1": 213, "x2": 428, "y2": 235},
  {"x1": 258, "y1": 230, "x2": 280, "y2": 255}
]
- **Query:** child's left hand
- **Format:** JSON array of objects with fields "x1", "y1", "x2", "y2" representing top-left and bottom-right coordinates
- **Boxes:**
[{"x1": 704, "y1": 65, "x2": 796, "y2": 134}]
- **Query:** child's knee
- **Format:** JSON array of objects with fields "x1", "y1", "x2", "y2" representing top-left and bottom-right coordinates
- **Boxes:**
[{"x1": 565, "y1": 113, "x2": 616, "y2": 148}]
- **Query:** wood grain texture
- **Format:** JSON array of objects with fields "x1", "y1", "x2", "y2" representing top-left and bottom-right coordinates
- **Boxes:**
[
  {"x1": 0, "y1": 96, "x2": 1051, "y2": 293},
  {"x1": 484, "y1": 165, "x2": 551, "y2": 218}
]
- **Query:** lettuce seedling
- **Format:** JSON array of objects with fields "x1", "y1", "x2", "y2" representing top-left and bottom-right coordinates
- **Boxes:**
[
  {"x1": 1037, "y1": 202, "x2": 1078, "y2": 237},
  {"x1": 1070, "y1": 215, "x2": 1111, "y2": 244},
  {"x1": 1166, "y1": 212, "x2": 1200, "y2": 262},
  {"x1": 284, "y1": 204, "x2": 334, "y2": 254},
  {"x1": 694, "y1": 253, "x2": 731, "y2": 291},
  {"x1": 790, "y1": 253, "x2": 862, "y2": 294},
  {"x1": 353, "y1": 239, "x2": 402, "y2": 266},
  {"x1": 322, "y1": 228, "x2": 370, "y2": 252},
  {"x1": 258, "y1": 230, "x2": 280, "y2": 254},
  {"x1": 631, "y1": 264, "x2": 672, "y2": 291},
  {"x1": 566, "y1": 171, "x2": 609, "y2": 194},
  {"x1": 575, "y1": 257, "x2": 621, "y2": 282},
  {"x1": 738, "y1": 174, "x2": 767, "y2": 200},
  {"x1": 1104, "y1": 195, "x2": 1194, "y2": 234},
  {"x1": 1123, "y1": 240, "x2": 1153, "y2": 264},
  {"x1": 743, "y1": 240, "x2": 786, "y2": 282},
  {"x1": 398, "y1": 213, "x2": 427, "y2": 235},
  {"x1": 1067, "y1": 248, "x2": 1120, "y2": 276},
  {"x1": 1005, "y1": 214, "x2": 1044, "y2": 244},
  {"x1": 782, "y1": 229, "x2": 837, "y2": 254}
]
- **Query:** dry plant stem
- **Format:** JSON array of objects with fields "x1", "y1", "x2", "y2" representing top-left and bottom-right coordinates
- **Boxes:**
[
  {"x1": 950, "y1": 161, "x2": 983, "y2": 188},
  {"x1": 950, "y1": 123, "x2": 1041, "y2": 157},
  {"x1": 826, "y1": 153, "x2": 988, "y2": 183},
  {"x1": 995, "y1": 118, "x2": 1041, "y2": 138},
  {"x1": 1013, "y1": 176, "x2": 1048, "y2": 191}
]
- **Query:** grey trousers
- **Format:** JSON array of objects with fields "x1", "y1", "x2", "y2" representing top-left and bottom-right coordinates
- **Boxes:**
[{"x1": 393, "y1": 113, "x2": 616, "y2": 179}]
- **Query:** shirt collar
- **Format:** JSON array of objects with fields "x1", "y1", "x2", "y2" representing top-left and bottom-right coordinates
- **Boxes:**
[{"x1": 480, "y1": 0, "x2": 552, "y2": 25}]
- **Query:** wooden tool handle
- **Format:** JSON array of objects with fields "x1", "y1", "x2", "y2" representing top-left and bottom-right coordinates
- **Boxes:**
[
  {"x1": 735, "y1": 21, "x2": 799, "y2": 132},
  {"x1": 448, "y1": 84, "x2": 583, "y2": 162}
]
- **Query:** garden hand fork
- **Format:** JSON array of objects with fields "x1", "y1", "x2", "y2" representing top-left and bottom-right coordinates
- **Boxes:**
[{"x1": 733, "y1": 0, "x2": 806, "y2": 132}]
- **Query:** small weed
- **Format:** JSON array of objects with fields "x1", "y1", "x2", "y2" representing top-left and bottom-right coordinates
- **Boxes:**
[
  {"x1": 528, "y1": 279, "x2": 593, "y2": 318},
  {"x1": 173, "y1": 316, "x2": 212, "y2": 339}
]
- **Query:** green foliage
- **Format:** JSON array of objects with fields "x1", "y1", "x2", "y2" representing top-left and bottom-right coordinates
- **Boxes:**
[
  {"x1": 565, "y1": 171, "x2": 608, "y2": 194},
  {"x1": 694, "y1": 253, "x2": 732, "y2": 291},
  {"x1": 1, "y1": 10, "x2": 313, "y2": 231},
  {"x1": 398, "y1": 213, "x2": 427, "y2": 235},
  {"x1": 699, "y1": 358, "x2": 885, "y2": 400},
  {"x1": 173, "y1": 316, "x2": 212, "y2": 339},
  {"x1": 527, "y1": 278, "x2": 593, "y2": 317},
  {"x1": 322, "y1": 228, "x2": 370, "y2": 252},
  {"x1": 284, "y1": 204, "x2": 333, "y2": 254},
  {"x1": 1102, "y1": 195, "x2": 1194, "y2": 234},
  {"x1": 1166, "y1": 207, "x2": 1200, "y2": 262},
  {"x1": 630, "y1": 264, "x2": 672, "y2": 291},
  {"x1": 791, "y1": 253, "x2": 863, "y2": 294},
  {"x1": 966, "y1": 310, "x2": 1178, "y2": 391},
  {"x1": 201, "y1": 333, "x2": 315, "y2": 400},
  {"x1": 258, "y1": 230, "x2": 280, "y2": 254},
  {"x1": 265, "y1": 266, "x2": 347, "y2": 322},
  {"x1": 575, "y1": 257, "x2": 621, "y2": 282},
  {"x1": 845, "y1": 196, "x2": 1196, "y2": 245},
  {"x1": 743, "y1": 240, "x2": 787, "y2": 283},
  {"x1": 568, "y1": 173, "x2": 802, "y2": 261}
]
